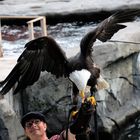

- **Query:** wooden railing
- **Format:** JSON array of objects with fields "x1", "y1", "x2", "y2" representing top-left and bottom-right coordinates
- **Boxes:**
[
  {"x1": 27, "y1": 16, "x2": 47, "y2": 40},
  {"x1": 0, "y1": 16, "x2": 47, "y2": 57}
]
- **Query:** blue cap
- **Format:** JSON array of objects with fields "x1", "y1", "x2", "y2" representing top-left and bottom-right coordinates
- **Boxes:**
[{"x1": 21, "y1": 111, "x2": 46, "y2": 128}]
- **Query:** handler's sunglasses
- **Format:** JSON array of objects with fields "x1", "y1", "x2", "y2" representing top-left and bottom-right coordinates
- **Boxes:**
[{"x1": 25, "y1": 119, "x2": 41, "y2": 128}]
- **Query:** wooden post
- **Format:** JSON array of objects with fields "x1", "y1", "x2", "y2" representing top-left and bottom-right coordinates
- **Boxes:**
[
  {"x1": 28, "y1": 22, "x2": 34, "y2": 40},
  {"x1": 27, "y1": 16, "x2": 47, "y2": 39},
  {"x1": 0, "y1": 19, "x2": 3, "y2": 57},
  {"x1": 0, "y1": 19, "x2": 2, "y2": 43},
  {"x1": 40, "y1": 17, "x2": 47, "y2": 36},
  {"x1": 0, "y1": 16, "x2": 47, "y2": 47}
]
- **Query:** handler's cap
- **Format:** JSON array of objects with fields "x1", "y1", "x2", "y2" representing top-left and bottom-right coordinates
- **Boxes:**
[{"x1": 21, "y1": 111, "x2": 46, "y2": 128}]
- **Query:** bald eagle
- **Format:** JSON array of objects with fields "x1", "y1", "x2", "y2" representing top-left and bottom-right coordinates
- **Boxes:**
[{"x1": 0, "y1": 10, "x2": 140, "y2": 105}]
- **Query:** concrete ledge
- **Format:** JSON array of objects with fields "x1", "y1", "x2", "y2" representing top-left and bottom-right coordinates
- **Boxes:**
[
  {"x1": 0, "y1": 57, "x2": 17, "y2": 80},
  {"x1": 0, "y1": 0, "x2": 140, "y2": 24}
]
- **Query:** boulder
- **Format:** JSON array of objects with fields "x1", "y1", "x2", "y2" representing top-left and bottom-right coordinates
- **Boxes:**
[
  {"x1": 91, "y1": 22, "x2": 140, "y2": 137},
  {"x1": 0, "y1": 98, "x2": 24, "y2": 140},
  {"x1": 22, "y1": 72, "x2": 72, "y2": 134}
]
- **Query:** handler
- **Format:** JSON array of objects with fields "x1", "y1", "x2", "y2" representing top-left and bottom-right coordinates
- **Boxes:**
[{"x1": 21, "y1": 98, "x2": 95, "y2": 140}]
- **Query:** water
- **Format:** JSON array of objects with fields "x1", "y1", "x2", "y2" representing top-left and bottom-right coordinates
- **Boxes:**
[
  {"x1": 1, "y1": 22, "x2": 97, "y2": 57},
  {"x1": 1, "y1": 22, "x2": 140, "y2": 140}
]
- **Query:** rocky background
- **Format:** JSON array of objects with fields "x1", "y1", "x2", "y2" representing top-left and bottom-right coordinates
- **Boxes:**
[
  {"x1": 1, "y1": 0, "x2": 140, "y2": 140},
  {"x1": 21, "y1": 22, "x2": 140, "y2": 140}
]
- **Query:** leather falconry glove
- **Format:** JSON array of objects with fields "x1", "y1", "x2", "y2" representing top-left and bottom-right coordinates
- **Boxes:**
[{"x1": 70, "y1": 97, "x2": 95, "y2": 135}]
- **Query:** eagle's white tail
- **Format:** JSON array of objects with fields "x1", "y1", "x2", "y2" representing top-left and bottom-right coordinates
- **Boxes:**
[{"x1": 96, "y1": 75, "x2": 110, "y2": 90}]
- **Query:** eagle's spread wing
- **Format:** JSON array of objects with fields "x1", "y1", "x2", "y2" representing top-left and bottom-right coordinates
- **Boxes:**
[
  {"x1": 0, "y1": 36, "x2": 68, "y2": 95},
  {"x1": 80, "y1": 9, "x2": 140, "y2": 56},
  {"x1": 1, "y1": 10, "x2": 140, "y2": 96}
]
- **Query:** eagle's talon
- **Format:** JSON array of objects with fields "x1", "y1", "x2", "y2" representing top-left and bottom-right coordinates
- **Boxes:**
[
  {"x1": 71, "y1": 110, "x2": 78, "y2": 118},
  {"x1": 87, "y1": 96, "x2": 96, "y2": 106},
  {"x1": 80, "y1": 90, "x2": 85, "y2": 103}
]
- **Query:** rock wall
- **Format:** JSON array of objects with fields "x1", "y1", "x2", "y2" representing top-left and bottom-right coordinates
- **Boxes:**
[
  {"x1": 21, "y1": 22, "x2": 140, "y2": 137},
  {"x1": 91, "y1": 22, "x2": 140, "y2": 137},
  {"x1": 22, "y1": 72, "x2": 72, "y2": 134},
  {"x1": 0, "y1": 97, "x2": 24, "y2": 140}
]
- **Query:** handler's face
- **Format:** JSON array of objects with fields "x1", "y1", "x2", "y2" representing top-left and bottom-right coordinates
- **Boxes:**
[{"x1": 24, "y1": 119, "x2": 47, "y2": 139}]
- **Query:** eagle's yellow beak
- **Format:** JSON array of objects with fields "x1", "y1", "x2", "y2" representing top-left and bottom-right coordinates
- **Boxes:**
[{"x1": 79, "y1": 90, "x2": 85, "y2": 102}]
